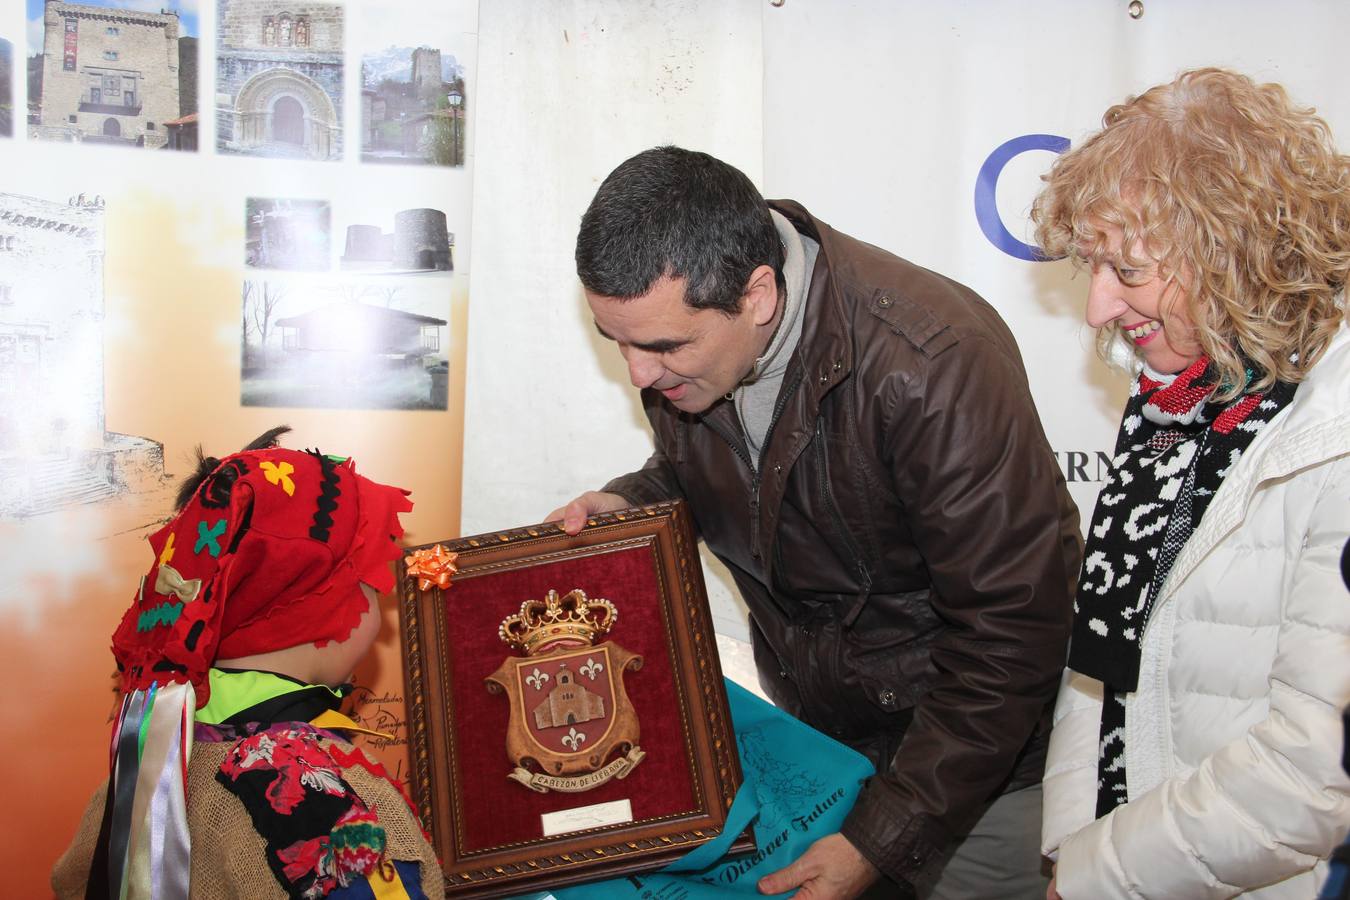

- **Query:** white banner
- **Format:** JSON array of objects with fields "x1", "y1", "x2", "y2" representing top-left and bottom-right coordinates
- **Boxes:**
[{"x1": 763, "y1": 0, "x2": 1350, "y2": 520}]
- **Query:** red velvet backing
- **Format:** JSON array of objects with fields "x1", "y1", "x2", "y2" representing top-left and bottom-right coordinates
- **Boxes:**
[{"x1": 444, "y1": 545, "x2": 699, "y2": 852}]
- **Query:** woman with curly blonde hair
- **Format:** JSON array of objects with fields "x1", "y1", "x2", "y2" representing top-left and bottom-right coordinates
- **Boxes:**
[{"x1": 1032, "y1": 68, "x2": 1350, "y2": 900}]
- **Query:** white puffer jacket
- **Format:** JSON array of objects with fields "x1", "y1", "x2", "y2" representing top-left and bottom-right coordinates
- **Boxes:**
[{"x1": 1042, "y1": 324, "x2": 1350, "y2": 900}]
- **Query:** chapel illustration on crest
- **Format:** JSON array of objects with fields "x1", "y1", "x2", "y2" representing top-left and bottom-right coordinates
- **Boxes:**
[
  {"x1": 486, "y1": 588, "x2": 646, "y2": 792},
  {"x1": 533, "y1": 662, "x2": 605, "y2": 729}
]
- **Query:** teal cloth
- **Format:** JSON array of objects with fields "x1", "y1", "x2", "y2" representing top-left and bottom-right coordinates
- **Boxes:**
[{"x1": 516, "y1": 678, "x2": 875, "y2": 900}]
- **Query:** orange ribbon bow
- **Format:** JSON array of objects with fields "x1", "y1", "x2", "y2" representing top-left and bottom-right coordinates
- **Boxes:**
[{"x1": 405, "y1": 544, "x2": 458, "y2": 592}]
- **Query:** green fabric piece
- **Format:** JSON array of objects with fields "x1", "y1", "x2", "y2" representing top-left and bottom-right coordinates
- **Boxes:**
[{"x1": 196, "y1": 669, "x2": 342, "y2": 725}]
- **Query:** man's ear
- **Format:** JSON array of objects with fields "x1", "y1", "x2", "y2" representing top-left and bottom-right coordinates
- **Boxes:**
[{"x1": 742, "y1": 264, "x2": 780, "y2": 327}]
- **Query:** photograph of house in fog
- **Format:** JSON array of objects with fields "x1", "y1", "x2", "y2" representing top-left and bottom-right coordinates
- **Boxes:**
[{"x1": 241, "y1": 279, "x2": 450, "y2": 410}]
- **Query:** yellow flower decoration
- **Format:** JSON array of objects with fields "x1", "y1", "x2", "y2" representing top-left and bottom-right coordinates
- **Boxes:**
[
  {"x1": 260, "y1": 460, "x2": 296, "y2": 496},
  {"x1": 158, "y1": 532, "x2": 176, "y2": 567}
]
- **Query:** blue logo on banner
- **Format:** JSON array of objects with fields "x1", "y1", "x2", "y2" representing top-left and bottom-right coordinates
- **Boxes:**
[{"x1": 975, "y1": 133, "x2": 1070, "y2": 261}]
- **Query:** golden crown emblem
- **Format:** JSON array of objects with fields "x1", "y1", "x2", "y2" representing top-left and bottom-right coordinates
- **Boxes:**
[{"x1": 498, "y1": 588, "x2": 619, "y2": 656}]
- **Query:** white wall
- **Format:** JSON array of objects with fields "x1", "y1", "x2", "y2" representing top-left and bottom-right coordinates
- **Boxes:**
[{"x1": 461, "y1": 0, "x2": 764, "y2": 639}]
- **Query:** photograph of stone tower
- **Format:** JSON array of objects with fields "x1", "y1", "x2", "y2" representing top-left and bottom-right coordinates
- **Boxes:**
[
  {"x1": 245, "y1": 197, "x2": 331, "y2": 271},
  {"x1": 361, "y1": 43, "x2": 467, "y2": 166},
  {"x1": 217, "y1": 0, "x2": 343, "y2": 161},
  {"x1": 26, "y1": 0, "x2": 197, "y2": 150}
]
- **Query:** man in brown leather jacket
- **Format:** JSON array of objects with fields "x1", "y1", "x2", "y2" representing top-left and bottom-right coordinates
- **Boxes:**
[{"x1": 550, "y1": 146, "x2": 1081, "y2": 899}]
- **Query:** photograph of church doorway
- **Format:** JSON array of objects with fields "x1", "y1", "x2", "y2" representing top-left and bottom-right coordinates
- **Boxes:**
[
  {"x1": 215, "y1": 0, "x2": 344, "y2": 161},
  {"x1": 272, "y1": 95, "x2": 303, "y2": 145},
  {"x1": 229, "y1": 67, "x2": 338, "y2": 160}
]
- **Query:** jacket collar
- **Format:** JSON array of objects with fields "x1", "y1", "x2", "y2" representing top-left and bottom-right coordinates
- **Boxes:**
[
  {"x1": 767, "y1": 200, "x2": 854, "y2": 409},
  {"x1": 691, "y1": 201, "x2": 856, "y2": 572},
  {"x1": 1156, "y1": 322, "x2": 1350, "y2": 607},
  {"x1": 697, "y1": 201, "x2": 854, "y2": 452}
]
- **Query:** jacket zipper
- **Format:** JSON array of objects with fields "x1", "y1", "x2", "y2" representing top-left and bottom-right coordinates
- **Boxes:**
[
  {"x1": 750, "y1": 370, "x2": 804, "y2": 558},
  {"x1": 702, "y1": 368, "x2": 805, "y2": 561},
  {"x1": 815, "y1": 419, "x2": 873, "y2": 627}
]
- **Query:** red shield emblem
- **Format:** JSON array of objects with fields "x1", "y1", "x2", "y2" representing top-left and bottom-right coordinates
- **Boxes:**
[
  {"x1": 486, "y1": 590, "x2": 645, "y2": 793},
  {"x1": 516, "y1": 646, "x2": 616, "y2": 757}
]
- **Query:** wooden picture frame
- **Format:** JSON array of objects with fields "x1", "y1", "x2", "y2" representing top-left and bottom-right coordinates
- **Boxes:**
[{"x1": 399, "y1": 500, "x2": 754, "y2": 897}]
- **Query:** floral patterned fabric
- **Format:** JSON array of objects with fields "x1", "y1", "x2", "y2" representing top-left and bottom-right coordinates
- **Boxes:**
[{"x1": 208, "y1": 722, "x2": 392, "y2": 900}]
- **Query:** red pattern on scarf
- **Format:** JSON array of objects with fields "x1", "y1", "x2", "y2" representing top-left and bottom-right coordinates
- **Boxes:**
[
  {"x1": 1212, "y1": 392, "x2": 1265, "y2": 434},
  {"x1": 1144, "y1": 357, "x2": 1214, "y2": 416}
]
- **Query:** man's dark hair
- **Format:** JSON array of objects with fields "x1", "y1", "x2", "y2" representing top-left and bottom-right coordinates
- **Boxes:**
[{"x1": 575, "y1": 146, "x2": 785, "y2": 314}]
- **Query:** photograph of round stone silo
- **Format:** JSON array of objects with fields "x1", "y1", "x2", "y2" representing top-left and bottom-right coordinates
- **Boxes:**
[
  {"x1": 340, "y1": 207, "x2": 455, "y2": 275},
  {"x1": 25, "y1": 0, "x2": 199, "y2": 151}
]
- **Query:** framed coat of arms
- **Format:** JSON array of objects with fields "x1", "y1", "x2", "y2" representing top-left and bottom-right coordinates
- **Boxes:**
[{"x1": 399, "y1": 500, "x2": 754, "y2": 897}]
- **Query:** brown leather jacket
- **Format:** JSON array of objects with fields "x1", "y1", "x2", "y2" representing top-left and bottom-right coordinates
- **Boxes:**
[{"x1": 604, "y1": 201, "x2": 1081, "y2": 890}]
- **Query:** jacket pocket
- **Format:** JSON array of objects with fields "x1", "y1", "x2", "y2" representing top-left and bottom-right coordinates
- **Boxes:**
[{"x1": 792, "y1": 609, "x2": 933, "y2": 741}]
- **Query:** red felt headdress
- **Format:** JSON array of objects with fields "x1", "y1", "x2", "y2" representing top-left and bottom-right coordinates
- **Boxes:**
[
  {"x1": 111, "y1": 445, "x2": 412, "y2": 707},
  {"x1": 92, "y1": 434, "x2": 413, "y2": 899}
]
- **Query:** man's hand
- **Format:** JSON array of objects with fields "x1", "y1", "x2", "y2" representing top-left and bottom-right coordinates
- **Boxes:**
[
  {"x1": 1047, "y1": 862, "x2": 1062, "y2": 900},
  {"x1": 757, "y1": 833, "x2": 879, "y2": 899},
  {"x1": 544, "y1": 491, "x2": 629, "y2": 535}
]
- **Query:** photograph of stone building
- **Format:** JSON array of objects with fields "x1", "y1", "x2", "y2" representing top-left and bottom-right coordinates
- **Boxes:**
[
  {"x1": 26, "y1": 0, "x2": 197, "y2": 150},
  {"x1": 241, "y1": 279, "x2": 450, "y2": 410},
  {"x1": 361, "y1": 44, "x2": 467, "y2": 166},
  {"x1": 163, "y1": 31, "x2": 198, "y2": 150},
  {"x1": 245, "y1": 197, "x2": 331, "y2": 271},
  {"x1": 340, "y1": 206, "x2": 454, "y2": 275},
  {"x1": 0, "y1": 39, "x2": 12, "y2": 138},
  {"x1": 0, "y1": 191, "x2": 165, "y2": 518},
  {"x1": 217, "y1": 0, "x2": 343, "y2": 161}
]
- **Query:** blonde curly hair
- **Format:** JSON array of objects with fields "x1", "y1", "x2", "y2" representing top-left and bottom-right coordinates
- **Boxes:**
[{"x1": 1032, "y1": 67, "x2": 1350, "y2": 398}]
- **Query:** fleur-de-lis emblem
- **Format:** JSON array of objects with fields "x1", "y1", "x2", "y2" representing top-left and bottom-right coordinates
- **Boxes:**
[
  {"x1": 525, "y1": 668, "x2": 549, "y2": 691},
  {"x1": 260, "y1": 460, "x2": 296, "y2": 496},
  {"x1": 580, "y1": 657, "x2": 603, "y2": 680},
  {"x1": 561, "y1": 727, "x2": 586, "y2": 751}
]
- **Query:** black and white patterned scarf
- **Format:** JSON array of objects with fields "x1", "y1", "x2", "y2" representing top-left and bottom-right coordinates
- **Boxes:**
[{"x1": 1067, "y1": 357, "x2": 1297, "y2": 816}]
